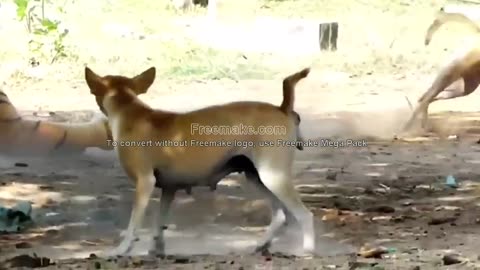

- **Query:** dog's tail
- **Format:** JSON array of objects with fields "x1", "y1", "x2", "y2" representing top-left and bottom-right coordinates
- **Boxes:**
[
  {"x1": 280, "y1": 67, "x2": 310, "y2": 113},
  {"x1": 425, "y1": 7, "x2": 480, "y2": 46}
]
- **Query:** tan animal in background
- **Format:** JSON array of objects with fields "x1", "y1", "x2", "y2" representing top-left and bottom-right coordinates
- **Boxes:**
[
  {"x1": 403, "y1": 7, "x2": 480, "y2": 132},
  {"x1": 0, "y1": 89, "x2": 113, "y2": 154},
  {"x1": 424, "y1": 7, "x2": 480, "y2": 46},
  {"x1": 84, "y1": 66, "x2": 315, "y2": 256}
]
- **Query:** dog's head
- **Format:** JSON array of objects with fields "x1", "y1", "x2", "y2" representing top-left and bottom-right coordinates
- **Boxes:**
[{"x1": 84, "y1": 67, "x2": 156, "y2": 116}]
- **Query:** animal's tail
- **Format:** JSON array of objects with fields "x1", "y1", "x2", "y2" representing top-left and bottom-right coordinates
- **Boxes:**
[
  {"x1": 425, "y1": 7, "x2": 480, "y2": 46},
  {"x1": 280, "y1": 67, "x2": 310, "y2": 113}
]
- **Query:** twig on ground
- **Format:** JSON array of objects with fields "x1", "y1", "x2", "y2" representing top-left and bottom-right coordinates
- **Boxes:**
[{"x1": 405, "y1": 96, "x2": 413, "y2": 111}]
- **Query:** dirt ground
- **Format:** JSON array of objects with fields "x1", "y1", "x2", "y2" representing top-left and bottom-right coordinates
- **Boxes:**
[
  {"x1": 3, "y1": 72, "x2": 480, "y2": 269},
  {"x1": 5, "y1": 0, "x2": 480, "y2": 269}
]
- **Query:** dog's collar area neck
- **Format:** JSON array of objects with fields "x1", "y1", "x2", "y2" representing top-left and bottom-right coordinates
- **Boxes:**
[{"x1": 101, "y1": 95, "x2": 117, "y2": 117}]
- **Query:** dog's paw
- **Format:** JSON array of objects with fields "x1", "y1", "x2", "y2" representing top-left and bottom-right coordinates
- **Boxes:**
[
  {"x1": 297, "y1": 253, "x2": 315, "y2": 259},
  {"x1": 146, "y1": 236, "x2": 166, "y2": 258},
  {"x1": 147, "y1": 249, "x2": 166, "y2": 258},
  {"x1": 395, "y1": 127, "x2": 427, "y2": 140},
  {"x1": 253, "y1": 242, "x2": 271, "y2": 255},
  {"x1": 101, "y1": 240, "x2": 135, "y2": 258},
  {"x1": 99, "y1": 249, "x2": 124, "y2": 258}
]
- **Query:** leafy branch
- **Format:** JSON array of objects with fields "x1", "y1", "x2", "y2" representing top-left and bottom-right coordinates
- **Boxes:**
[{"x1": 13, "y1": 0, "x2": 69, "y2": 64}]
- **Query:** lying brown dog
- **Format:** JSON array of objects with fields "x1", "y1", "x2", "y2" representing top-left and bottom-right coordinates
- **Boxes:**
[
  {"x1": 403, "y1": 7, "x2": 480, "y2": 132},
  {"x1": 84, "y1": 66, "x2": 315, "y2": 256}
]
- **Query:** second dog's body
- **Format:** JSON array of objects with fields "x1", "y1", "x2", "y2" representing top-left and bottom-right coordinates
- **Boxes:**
[
  {"x1": 403, "y1": 8, "x2": 480, "y2": 132},
  {"x1": 84, "y1": 66, "x2": 315, "y2": 257}
]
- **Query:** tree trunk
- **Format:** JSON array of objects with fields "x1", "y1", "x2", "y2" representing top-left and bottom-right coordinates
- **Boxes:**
[{"x1": 319, "y1": 22, "x2": 338, "y2": 51}]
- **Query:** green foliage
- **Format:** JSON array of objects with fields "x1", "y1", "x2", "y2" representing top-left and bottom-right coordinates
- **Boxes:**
[
  {"x1": 12, "y1": 0, "x2": 69, "y2": 64},
  {"x1": 14, "y1": 0, "x2": 28, "y2": 20}
]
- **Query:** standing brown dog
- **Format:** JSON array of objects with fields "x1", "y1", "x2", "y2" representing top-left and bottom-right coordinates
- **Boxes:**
[
  {"x1": 84, "y1": 66, "x2": 315, "y2": 256},
  {"x1": 403, "y1": 7, "x2": 480, "y2": 132}
]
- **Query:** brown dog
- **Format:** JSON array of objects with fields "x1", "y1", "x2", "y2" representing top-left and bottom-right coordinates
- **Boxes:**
[
  {"x1": 403, "y1": 7, "x2": 480, "y2": 132},
  {"x1": 84, "y1": 66, "x2": 315, "y2": 256}
]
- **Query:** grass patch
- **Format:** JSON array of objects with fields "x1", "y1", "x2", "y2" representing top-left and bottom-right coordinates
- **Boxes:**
[{"x1": 154, "y1": 40, "x2": 278, "y2": 80}]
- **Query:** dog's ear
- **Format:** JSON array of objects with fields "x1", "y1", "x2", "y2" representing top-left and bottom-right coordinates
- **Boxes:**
[
  {"x1": 85, "y1": 67, "x2": 107, "y2": 96},
  {"x1": 131, "y1": 67, "x2": 156, "y2": 95}
]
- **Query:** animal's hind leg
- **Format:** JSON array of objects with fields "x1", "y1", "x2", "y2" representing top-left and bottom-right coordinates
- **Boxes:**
[
  {"x1": 403, "y1": 60, "x2": 465, "y2": 132},
  {"x1": 254, "y1": 160, "x2": 315, "y2": 255},
  {"x1": 404, "y1": 46, "x2": 480, "y2": 132},
  {"x1": 419, "y1": 79, "x2": 466, "y2": 129},
  {"x1": 243, "y1": 169, "x2": 296, "y2": 253}
]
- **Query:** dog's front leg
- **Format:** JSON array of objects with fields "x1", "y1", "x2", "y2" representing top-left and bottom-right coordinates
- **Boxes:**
[
  {"x1": 149, "y1": 188, "x2": 176, "y2": 256},
  {"x1": 105, "y1": 172, "x2": 156, "y2": 257}
]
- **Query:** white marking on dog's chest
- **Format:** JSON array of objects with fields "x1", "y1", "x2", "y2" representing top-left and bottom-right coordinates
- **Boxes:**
[{"x1": 109, "y1": 116, "x2": 122, "y2": 141}]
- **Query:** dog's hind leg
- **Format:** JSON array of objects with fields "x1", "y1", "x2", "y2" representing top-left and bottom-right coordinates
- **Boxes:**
[
  {"x1": 149, "y1": 188, "x2": 176, "y2": 256},
  {"x1": 419, "y1": 79, "x2": 465, "y2": 129},
  {"x1": 403, "y1": 64, "x2": 464, "y2": 132},
  {"x1": 254, "y1": 159, "x2": 315, "y2": 255},
  {"x1": 418, "y1": 76, "x2": 479, "y2": 130},
  {"x1": 243, "y1": 169, "x2": 296, "y2": 253}
]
